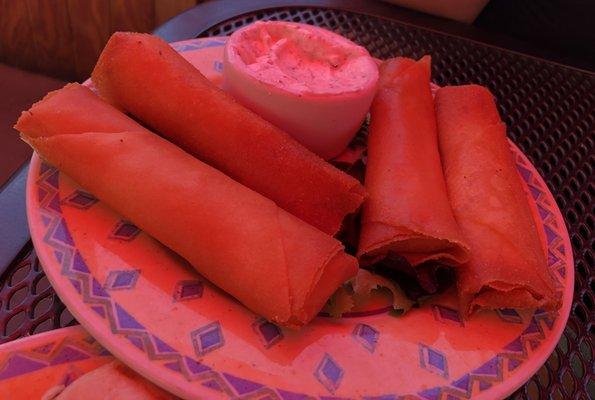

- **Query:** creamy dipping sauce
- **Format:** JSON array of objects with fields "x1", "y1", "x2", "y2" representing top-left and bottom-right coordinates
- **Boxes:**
[
  {"x1": 231, "y1": 22, "x2": 377, "y2": 95},
  {"x1": 224, "y1": 22, "x2": 378, "y2": 159}
]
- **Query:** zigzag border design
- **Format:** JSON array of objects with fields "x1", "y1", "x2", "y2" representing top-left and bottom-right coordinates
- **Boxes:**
[
  {"x1": 37, "y1": 165, "x2": 309, "y2": 399},
  {"x1": 0, "y1": 332, "x2": 108, "y2": 381},
  {"x1": 29, "y1": 55, "x2": 570, "y2": 399},
  {"x1": 35, "y1": 167, "x2": 232, "y2": 393},
  {"x1": 413, "y1": 147, "x2": 568, "y2": 400}
]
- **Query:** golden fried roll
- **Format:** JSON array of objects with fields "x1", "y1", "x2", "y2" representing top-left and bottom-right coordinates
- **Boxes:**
[
  {"x1": 435, "y1": 84, "x2": 560, "y2": 315},
  {"x1": 358, "y1": 57, "x2": 469, "y2": 267},
  {"x1": 16, "y1": 84, "x2": 358, "y2": 327}
]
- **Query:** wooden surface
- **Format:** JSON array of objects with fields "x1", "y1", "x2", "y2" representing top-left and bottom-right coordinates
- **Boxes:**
[
  {"x1": 0, "y1": 64, "x2": 64, "y2": 187},
  {"x1": 0, "y1": 0, "x2": 201, "y2": 81}
]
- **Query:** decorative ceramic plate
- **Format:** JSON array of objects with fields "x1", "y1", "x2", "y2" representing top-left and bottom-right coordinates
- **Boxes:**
[
  {"x1": 27, "y1": 37, "x2": 573, "y2": 400},
  {"x1": 0, "y1": 326, "x2": 112, "y2": 400}
]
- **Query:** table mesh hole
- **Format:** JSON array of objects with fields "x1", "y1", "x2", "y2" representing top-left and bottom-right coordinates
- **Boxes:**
[
  {"x1": 536, "y1": 365, "x2": 550, "y2": 388},
  {"x1": 573, "y1": 303, "x2": 587, "y2": 323},
  {"x1": 9, "y1": 263, "x2": 30, "y2": 287},
  {"x1": 32, "y1": 317, "x2": 53, "y2": 334},
  {"x1": 553, "y1": 385, "x2": 566, "y2": 400},
  {"x1": 578, "y1": 338, "x2": 592, "y2": 363},
  {"x1": 526, "y1": 379, "x2": 541, "y2": 398},
  {"x1": 566, "y1": 209, "x2": 578, "y2": 224},
  {"x1": 549, "y1": 349, "x2": 561, "y2": 369},
  {"x1": 4, "y1": 310, "x2": 26, "y2": 336},
  {"x1": 33, "y1": 274, "x2": 50, "y2": 295},
  {"x1": 578, "y1": 224, "x2": 589, "y2": 240},
  {"x1": 581, "y1": 292, "x2": 593, "y2": 311},
  {"x1": 59, "y1": 306, "x2": 75, "y2": 327},
  {"x1": 561, "y1": 369, "x2": 576, "y2": 396},
  {"x1": 572, "y1": 198, "x2": 586, "y2": 215},
  {"x1": 7, "y1": 285, "x2": 28, "y2": 310},
  {"x1": 569, "y1": 352, "x2": 584, "y2": 379},
  {"x1": 32, "y1": 293, "x2": 53, "y2": 317},
  {"x1": 579, "y1": 192, "x2": 590, "y2": 207},
  {"x1": 586, "y1": 381, "x2": 595, "y2": 400}
]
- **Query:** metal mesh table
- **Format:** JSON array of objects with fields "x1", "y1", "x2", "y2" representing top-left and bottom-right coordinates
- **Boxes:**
[{"x1": 1, "y1": 2, "x2": 593, "y2": 399}]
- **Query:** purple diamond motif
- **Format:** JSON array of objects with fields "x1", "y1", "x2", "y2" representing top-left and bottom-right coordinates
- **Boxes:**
[
  {"x1": 419, "y1": 343, "x2": 449, "y2": 379},
  {"x1": 0, "y1": 355, "x2": 47, "y2": 380},
  {"x1": 91, "y1": 279, "x2": 109, "y2": 298},
  {"x1": 418, "y1": 387, "x2": 441, "y2": 400},
  {"x1": 110, "y1": 220, "x2": 141, "y2": 241},
  {"x1": 202, "y1": 379, "x2": 224, "y2": 392},
  {"x1": 214, "y1": 60, "x2": 223, "y2": 72},
  {"x1": 32, "y1": 343, "x2": 55, "y2": 354},
  {"x1": 71, "y1": 251, "x2": 90, "y2": 273},
  {"x1": 542, "y1": 312, "x2": 557, "y2": 329},
  {"x1": 127, "y1": 336, "x2": 144, "y2": 351},
  {"x1": 46, "y1": 169, "x2": 59, "y2": 188},
  {"x1": 48, "y1": 192, "x2": 62, "y2": 213},
  {"x1": 40, "y1": 161, "x2": 52, "y2": 175},
  {"x1": 473, "y1": 356, "x2": 501, "y2": 378},
  {"x1": 70, "y1": 279, "x2": 81, "y2": 294},
  {"x1": 173, "y1": 280, "x2": 203, "y2": 302},
  {"x1": 50, "y1": 346, "x2": 89, "y2": 365},
  {"x1": 547, "y1": 250, "x2": 561, "y2": 267},
  {"x1": 104, "y1": 269, "x2": 140, "y2": 290},
  {"x1": 432, "y1": 305, "x2": 464, "y2": 326},
  {"x1": 222, "y1": 373, "x2": 263, "y2": 395},
  {"x1": 38, "y1": 186, "x2": 47, "y2": 203},
  {"x1": 91, "y1": 305, "x2": 106, "y2": 319},
  {"x1": 41, "y1": 215, "x2": 51, "y2": 226},
  {"x1": 496, "y1": 308, "x2": 523, "y2": 324},
  {"x1": 508, "y1": 358, "x2": 522, "y2": 371},
  {"x1": 529, "y1": 340, "x2": 540, "y2": 350},
  {"x1": 504, "y1": 337, "x2": 524, "y2": 354},
  {"x1": 152, "y1": 335, "x2": 177, "y2": 355},
  {"x1": 537, "y1": 204, "x2": 550, "y2": 220},
  {"x1": 277, "y1": 389, "x2": 311, "y2": 400},
  {"x1": 516, "y1": 165, "x2": 532, "y2": 182},
  {"x1": 55, "y1": 250, "x2": 64, "y2": 264},
  {"x1": 543, "y1": 224, "x2": 559, "y2": 246},
  {"x1": 51, "y1": 219, "x2": 74, "y2": 245},
  {"x1": 62, "y1": 190, "x2": 98, "y2": 209},
  {"x1": 314, "y1": 354, "x2": 344, "y2": 394},
  {"x1": 451, "y1": 374, "x2": 470, "y2": 391},
  {"x1": 528, "y1": 184, "x2": 542, "y2": 200},
  {"x1": 164, "y1": 361, "x2": 181, "y2": 373},
  {"x1": 352, "y1": 323, "x2": 379, "y2": 353},
  {"x1": 82, "y1": 336, "x2": 95, "y2": 345},
  {"x1": 523, "y1": 318, "x2": 541, "y2": 335},
  {"x1": 252, "y1": 318, "x2": 283, "y2": 348},
  {"x1": 114, "y1": 303, "x2": 144, "y2": 330},
  {"x1": 191, "y1": 322, "x2": 224, "y2": 356},
  {"x1": 320, "y1": 397, "x2": 352, "y2": 400},
  {"x1": 183, "y1": 356, "x2": 211, "y2": 376}
]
